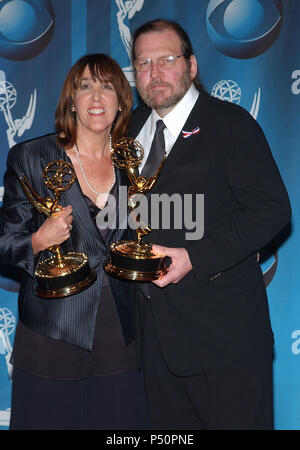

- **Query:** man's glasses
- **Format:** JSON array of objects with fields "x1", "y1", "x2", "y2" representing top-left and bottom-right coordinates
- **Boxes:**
[{"x1": 133, "y1": 55, "x2": 184, "y2": 72}]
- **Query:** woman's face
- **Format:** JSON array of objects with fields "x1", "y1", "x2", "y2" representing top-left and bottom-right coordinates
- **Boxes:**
[{"x1": 73, "y1": 65, "x2": 119, "y2": 139}]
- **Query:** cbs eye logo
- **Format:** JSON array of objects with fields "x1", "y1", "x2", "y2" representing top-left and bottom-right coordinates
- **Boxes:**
[
  {"x1": 0, "y1": 0, "x2": 55, "y2": 60},
  {"x1": 206, "y1": 0, "x2": 283, "y2": 59}
]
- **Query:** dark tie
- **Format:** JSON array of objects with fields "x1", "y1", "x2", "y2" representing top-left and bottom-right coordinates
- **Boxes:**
[{"x1": 141, "y1": 119, "x2": 166, "y2": 177}]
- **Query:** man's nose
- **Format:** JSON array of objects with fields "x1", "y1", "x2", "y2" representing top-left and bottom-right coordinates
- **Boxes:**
[{"x1": 149, "y1": 60, "x2": 163, "y2": 78}]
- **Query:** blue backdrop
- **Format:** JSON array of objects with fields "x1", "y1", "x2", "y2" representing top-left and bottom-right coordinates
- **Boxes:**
[{"x1": 0, "y1": 0, "x2": 299, "y2": 430}]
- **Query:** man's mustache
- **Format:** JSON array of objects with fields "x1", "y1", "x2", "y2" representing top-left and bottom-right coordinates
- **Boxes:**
[{"x1": 148, "y1": 80, "x2": 172, "y2": 89}]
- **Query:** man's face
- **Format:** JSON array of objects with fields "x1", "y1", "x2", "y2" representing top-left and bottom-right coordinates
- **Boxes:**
[{"x1": 134, "y1": 29, "x2": 197, "y2": 117}]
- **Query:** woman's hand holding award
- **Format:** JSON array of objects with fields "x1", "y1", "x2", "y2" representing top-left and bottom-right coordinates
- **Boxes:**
[{"x1": 19, "y1": 160, "x2": 96, "y2": 298}]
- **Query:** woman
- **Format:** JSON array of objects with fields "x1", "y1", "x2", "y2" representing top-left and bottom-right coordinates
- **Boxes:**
[{"x1": 0, "y1": 54, "x2": 149, "y2": 430}]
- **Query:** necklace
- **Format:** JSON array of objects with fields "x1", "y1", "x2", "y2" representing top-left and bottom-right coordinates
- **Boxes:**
[{"x1": 74, "y1": 134, "x2": 115, "y2": 209}]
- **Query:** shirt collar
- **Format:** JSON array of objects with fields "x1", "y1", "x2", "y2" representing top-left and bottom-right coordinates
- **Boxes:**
[{"x1": 150, "y1": 84, "x2": 199, "y2": 138}]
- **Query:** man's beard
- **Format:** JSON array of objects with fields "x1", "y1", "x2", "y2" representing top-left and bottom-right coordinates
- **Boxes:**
[{"x1": 137, "y1": 72, "x2": 192, "y2": 111}]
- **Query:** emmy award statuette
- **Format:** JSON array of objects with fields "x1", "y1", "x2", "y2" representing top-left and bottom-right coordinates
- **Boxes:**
[
  {"x1": 19, "y1": 160, "x2": 96, "y2": 298},
  {"x1": 104, "y1": 138, "x2": 167, "y2": 281}
]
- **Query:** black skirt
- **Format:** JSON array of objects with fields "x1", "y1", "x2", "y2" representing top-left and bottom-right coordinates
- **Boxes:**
[
  {"x1": 10, "y1": 286, "x2": 150, "y2": 430},
  {"x1": 10, "y1": 367, "x2": 150, "y2": 430}
]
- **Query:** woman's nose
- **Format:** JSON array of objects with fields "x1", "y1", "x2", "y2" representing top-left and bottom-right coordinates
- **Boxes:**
[{"x1": 91, "y1": 86, "x2": 101, "y2": 100}]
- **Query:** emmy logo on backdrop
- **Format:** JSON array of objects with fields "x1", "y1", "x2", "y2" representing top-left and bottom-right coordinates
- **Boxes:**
[
  {"x1": 104, "y1": 138, "x2": 167, "y2": 281},
  {"x1": 0, "y1": 70, "x2": 37, "y2": 205},
  {"x1": 211, "y1": 79, "x2": 261, "y2": 120},
  {"x1": 0, "y1": 306, "x2": 16, "y2": 427},
  {"x1": 19, "y1": 160, "x2": 96, "y2": 298},
  {"x1": 115, "y1": 0, "x2": 144, "y2": 86},
  {"x1": 0, "y1": 70, "x2": 36, "y2": 149},
  {"x1": 0, "y1": 306, "x2": 15, "y2": 379}
]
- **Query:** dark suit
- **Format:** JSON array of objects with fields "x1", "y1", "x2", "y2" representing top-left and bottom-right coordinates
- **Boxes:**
[
  {"x1": 0, "y1": 134, "x2": 134, "y2": 350},
  {"x1": 130, "y1": 88, "x2": 291, "y2": 428}
]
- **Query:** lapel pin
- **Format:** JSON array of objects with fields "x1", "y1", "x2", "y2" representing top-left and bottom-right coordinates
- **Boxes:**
[{"x1": 182, "y1": 127, "x2": 200, "y2": 139}]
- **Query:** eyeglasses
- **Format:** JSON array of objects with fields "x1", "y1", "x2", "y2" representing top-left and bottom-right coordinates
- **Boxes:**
[{"x1": 133, "y1": 55, "x2": 184, "y2": 72}]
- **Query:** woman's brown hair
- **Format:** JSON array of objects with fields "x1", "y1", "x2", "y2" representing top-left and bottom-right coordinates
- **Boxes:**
[{"x1": 55, "y1": 53, "x2": 133, "y2": 148}]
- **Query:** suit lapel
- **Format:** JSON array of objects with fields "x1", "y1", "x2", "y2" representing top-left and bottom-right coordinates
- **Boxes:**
[
  {"x1": 130, "y1": 103, "x2": 151, "y2": 138},
  {"x1": 130, "y1": 90, "x2": 212, "y2": 194},
  {"x1": 160, "y1": 92, "x2": 211, "y2": 169}
]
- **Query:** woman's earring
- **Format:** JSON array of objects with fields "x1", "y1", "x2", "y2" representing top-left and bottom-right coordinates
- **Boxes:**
[
  {"x1": 118, "y1": 106, "x2": 122, "y2": 112},
  {"x1": 71, "y1": 105, "x2": 76, "y2": 112}
]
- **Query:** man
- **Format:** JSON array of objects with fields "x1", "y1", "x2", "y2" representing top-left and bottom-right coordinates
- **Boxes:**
[{"x1": 129, "y1": 19, "x2": 291, "y2": 430}]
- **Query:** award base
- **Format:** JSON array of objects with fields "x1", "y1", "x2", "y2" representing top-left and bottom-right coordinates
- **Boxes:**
[
  {"x1": 34, "y1": 252, "x2": 97, "y2": 298},
  {"x1": 104, "y1": 240, "x2": 167, "y2": 281}
]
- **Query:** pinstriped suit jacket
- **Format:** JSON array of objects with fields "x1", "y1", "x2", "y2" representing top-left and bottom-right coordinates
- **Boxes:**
[{"x1": 0, "y1": 133, "x2": 134, "y2": 350}]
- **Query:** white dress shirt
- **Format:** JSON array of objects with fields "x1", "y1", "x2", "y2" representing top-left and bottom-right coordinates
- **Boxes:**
[{"x1": 136, "y1": 84, "x2": 199, "y2": 173}]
